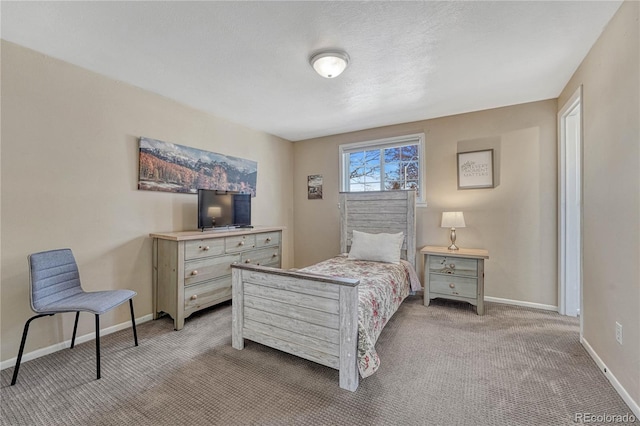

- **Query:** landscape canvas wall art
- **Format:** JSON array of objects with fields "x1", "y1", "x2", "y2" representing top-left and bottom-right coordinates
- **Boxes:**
[{"x1": 138, "y1": 137, "x2": 258, "y2": 196}]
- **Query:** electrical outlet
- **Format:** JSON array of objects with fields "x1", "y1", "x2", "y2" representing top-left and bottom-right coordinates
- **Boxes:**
[{"x1": 615, "y1": 322, "x2": 623, "y2": 345}]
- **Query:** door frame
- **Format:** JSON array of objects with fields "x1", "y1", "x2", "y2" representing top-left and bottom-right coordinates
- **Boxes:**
[{"x1": 558, "y1": 85, "x2": 583, "y2": 328}]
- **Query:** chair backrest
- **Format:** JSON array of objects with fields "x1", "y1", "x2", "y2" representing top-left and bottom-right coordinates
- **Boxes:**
[{"x1": 28, "y1": 249, "x2": 83, "y2": 313}]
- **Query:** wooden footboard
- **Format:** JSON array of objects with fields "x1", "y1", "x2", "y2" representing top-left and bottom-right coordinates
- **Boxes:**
[{"x1": 231, "y1": 263, "x2": 360, "y2": 391}]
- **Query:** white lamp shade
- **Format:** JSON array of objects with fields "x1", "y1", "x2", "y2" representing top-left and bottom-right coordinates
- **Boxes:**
[
  {"x1": 441, "y1": 211, "x2": 466, "y2": 228},
  {"x1": 310, "y1": 51, "x2": 349, "y2": 78}
]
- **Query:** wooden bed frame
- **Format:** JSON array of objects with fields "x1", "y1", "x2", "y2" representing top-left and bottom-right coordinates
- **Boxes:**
[{"x1": 231, "y1": 190, "x2": 416, "y2": 391}]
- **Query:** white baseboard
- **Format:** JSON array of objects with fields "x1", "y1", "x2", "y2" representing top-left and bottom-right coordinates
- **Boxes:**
[
  {"x1": 581, "y1": 337, "x2": 640, "y2": 418},
  {"x1": 484, "y1": 296, "x2": 558, "y2": 312},
  {"x1": 0, "y1": 314, "x2": 153, "y2": 371}
]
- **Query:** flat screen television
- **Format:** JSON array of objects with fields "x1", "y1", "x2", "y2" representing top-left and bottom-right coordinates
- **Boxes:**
[{"x1": 197, "y1": 189, "x2": 251, "y2": 231}]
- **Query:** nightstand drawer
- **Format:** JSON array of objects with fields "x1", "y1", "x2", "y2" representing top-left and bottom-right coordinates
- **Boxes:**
[
  {"x1": 428, "y1": 255, "x2": 478, "y2": 278},
  {"x1": 429, "y1": 274, "x2": 477, "y2": 299}
]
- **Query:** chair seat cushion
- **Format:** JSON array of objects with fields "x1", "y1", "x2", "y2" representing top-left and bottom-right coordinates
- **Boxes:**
[{"x1": 37, "y1": 289, "x2": 137, "y2": 315}]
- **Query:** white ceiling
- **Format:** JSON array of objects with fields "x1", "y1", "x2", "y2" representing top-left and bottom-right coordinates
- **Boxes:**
[{"x1": 1, "y1": 1, "x2": 622, "y2": 141}]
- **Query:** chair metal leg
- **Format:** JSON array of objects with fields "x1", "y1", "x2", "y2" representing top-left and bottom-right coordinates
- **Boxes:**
[
  {"x1": 129, "y1": 299, "x2": 138, "y2": 347},
  {"x1": 70, "y1": 311, "x2": 80, "y2": 349},
  {"x1": 95, "y1": 314, "x2": 101, "y2": 380},
  {"x1": 11, "y1": 314, "x2": 54, "y2": 386}
]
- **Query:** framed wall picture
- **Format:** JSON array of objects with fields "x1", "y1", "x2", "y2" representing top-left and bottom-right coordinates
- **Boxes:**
[
  {"x1": 308, "y1": 174, "x2": 323, "y2": 199},
  {"x1": 457, "y1": 149, "x2": 494, "y2": 189},
  {"x1": 138, "y1": 137, "x2": 258, "y2": 195}
]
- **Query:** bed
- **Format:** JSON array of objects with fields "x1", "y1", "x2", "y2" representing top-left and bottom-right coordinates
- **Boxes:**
[{"x1": 231, "y1": 190, "x2": 417, "y2": 391}]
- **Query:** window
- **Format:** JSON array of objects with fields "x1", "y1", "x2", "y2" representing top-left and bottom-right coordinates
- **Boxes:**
[{"x1": 339, "y1": 133, "x2": 425, "y2": 203}]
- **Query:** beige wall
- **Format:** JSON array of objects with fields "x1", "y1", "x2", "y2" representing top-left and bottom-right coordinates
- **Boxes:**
[
  {"x1": 0, "y1": 41, "x2": 294, "y2": 362},
  {"x1": 293, "y1": 99, "x2": 558, "y2": 307},
  {"x1": 558, "y1": 0, "x2": 639, "y2": 406}
]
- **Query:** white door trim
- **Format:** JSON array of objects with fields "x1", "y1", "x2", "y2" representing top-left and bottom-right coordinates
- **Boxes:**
[{"x1": 558, "y1": 86, "x2": 583, "y2": 329}]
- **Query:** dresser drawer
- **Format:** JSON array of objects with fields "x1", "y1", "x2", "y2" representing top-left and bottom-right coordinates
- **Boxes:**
[
  {"x1": 428, "y1": 255, "x2": 478, "y2": 278},
  {"x1": 240, "y1": 246, "x2": 280, "y2": 267},
  {"x1": 184, "y1": 254, "x2": 240, "y2": 286},
  {"x1": 255, "y1": 231, "x2": 281, "y2": 248},
  {"x1": 429, "y1": 274, "x2": 477, "y2": 299},
  {"x1": 225, "y1": 235, "x2": 256, "y2": 253},
  {"x1": 185, "y1": 239, "x2": 225, "y2": 260},
  {"x1": 184, "y1": 277, "x2": 232, "y2": 314}
]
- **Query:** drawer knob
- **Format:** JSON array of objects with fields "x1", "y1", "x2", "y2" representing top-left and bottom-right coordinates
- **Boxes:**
[
  {"x1": 202, "y1": 246, "x2": 210, "y2": 251},
  {"x1": 190, "y1": 294, "x2": 198, "y2": 300},
  {"x1": 449, "y1": 283, "x2": 455, "y2": 289},
  {"x1": 272, "y1": 253, "x2": 277, "y2": 257},
  {"x1": 266, "y1": 237, "x2": 272, "y2": 242},
  {"x1": 191, "y1": 270, "x2": 198, "y2": 276},
  {"x1": 440, "y1": 263, "x2": 457, "y2": 274},
  {"x1": 238, "y1": 241, "x2": 245, "y2": 246},
  {"x1": 245, "y1": 259, "x2": 251, "y2": 263}
]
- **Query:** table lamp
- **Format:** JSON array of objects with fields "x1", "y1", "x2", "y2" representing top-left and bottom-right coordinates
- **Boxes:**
[
  {"x1": 207, "y1": 207, "x2": 222, "y2": 227},
  {"x1": 441, "y1": 211, "x2": 466, "y2": 250}
]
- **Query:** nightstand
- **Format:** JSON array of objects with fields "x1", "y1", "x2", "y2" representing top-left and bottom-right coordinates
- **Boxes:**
[{"x1": 421, "y1": 246, "x2": 489, "y2": 315}]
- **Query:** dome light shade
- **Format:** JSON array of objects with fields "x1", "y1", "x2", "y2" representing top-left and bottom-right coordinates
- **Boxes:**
[{"x1": 310, "y1": 51, "x2": 350, "y2": 78}]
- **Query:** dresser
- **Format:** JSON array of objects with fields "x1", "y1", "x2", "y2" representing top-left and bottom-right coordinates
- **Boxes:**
[
  {"x1": 421, "y1": 246, "x2": 489, "y2": 315},
  {"x1": 151, "y1": 227, "x2": 284, "y2": 330}
]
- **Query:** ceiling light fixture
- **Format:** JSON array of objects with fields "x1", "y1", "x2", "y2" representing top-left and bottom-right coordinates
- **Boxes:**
[{"x1": 309, "y1": 50, "x2": 350, "y2": 78}]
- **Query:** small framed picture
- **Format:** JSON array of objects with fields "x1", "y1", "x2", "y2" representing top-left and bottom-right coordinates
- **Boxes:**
[
  {"x1": 308, "y1": 174, "x2": 323, "y2": 199},
  {"x1": 457, "y1": 149, "x2": 494, "y2": 189}
]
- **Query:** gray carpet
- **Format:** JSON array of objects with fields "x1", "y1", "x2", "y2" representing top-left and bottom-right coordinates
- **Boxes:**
[{"x1": 0, "y1": 296, "x2": 633, "y2": 425}]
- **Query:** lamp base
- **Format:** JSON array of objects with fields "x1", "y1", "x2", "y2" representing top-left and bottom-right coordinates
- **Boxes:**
[{"x1": 448, "y1": 227, "x2": 460, "y2": 251}]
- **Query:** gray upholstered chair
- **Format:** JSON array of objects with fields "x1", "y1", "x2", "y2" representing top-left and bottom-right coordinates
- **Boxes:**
[{"x1": 11, "y1": 248, "x2": 138, "y2": 385}]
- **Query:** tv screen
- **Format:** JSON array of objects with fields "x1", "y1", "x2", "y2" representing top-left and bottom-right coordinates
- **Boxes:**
[{"x1": 197, "y1": 190, "x2": 251, "y2": 230}]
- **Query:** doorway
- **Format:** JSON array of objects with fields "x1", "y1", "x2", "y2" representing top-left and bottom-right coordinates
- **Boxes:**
[{"x1": 558, "y1": 86, "x2": 582, "y2": 320}]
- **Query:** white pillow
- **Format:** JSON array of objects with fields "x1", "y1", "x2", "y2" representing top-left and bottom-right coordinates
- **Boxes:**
[{"x1": 348, "y1": 230, "x2": 404, "y2": 264}]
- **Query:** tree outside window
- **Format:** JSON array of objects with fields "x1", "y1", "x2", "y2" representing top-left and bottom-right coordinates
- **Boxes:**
[{"x1": 341, "y1": 134, "x2": 423, "y2": 201}]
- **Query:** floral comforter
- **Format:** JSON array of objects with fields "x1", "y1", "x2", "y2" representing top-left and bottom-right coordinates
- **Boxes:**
[{"x1": 300, "y1": 256, "x2": 418, "y2": 378}]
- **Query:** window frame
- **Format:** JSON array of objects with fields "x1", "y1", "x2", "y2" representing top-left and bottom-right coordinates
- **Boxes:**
[{"x1": 339, "y1": 133, "x2": 426, "y2": 205}]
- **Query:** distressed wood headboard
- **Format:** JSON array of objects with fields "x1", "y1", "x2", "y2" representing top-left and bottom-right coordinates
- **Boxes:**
[{"x1": 339, "y1": 190, "x2": 417, "y2": 268}]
